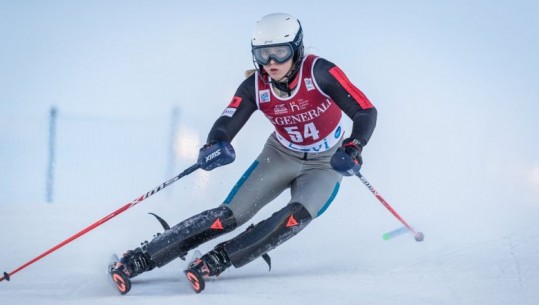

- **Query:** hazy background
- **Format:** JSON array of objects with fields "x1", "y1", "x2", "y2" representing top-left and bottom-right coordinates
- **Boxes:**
[
  {"x1": 1, "y1": 0, "x2": 538, "y2": 251},
  {"x1": 1, "y1": 1, "x2": 539, "y2": 304}
]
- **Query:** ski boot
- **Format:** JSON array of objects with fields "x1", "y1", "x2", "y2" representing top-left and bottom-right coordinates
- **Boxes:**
[
  {"x1": 184, "y1": 245, "x2": 231, "y2": 293},
  {"x1": 108, "y1": 248, "x2": 155, "y2": 295}
]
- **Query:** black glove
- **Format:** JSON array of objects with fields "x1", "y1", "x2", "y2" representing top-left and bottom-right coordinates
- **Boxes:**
[
  {"x1": 330, "y1": 138, "x2": 363, "y2": 176},
  {"x1": 197, "y1": 141, "x2": 236, "y2": 171}
]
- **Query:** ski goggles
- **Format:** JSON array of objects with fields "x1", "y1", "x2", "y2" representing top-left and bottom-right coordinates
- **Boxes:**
[{"x1": 252, "y1": 44, "x2": 294, "y2": 65}]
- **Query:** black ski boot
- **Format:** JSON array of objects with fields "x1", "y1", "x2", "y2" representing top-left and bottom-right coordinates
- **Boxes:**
[
  {"x1": 184, "y1": 245, "x2": 231, "y2": 293},
  {"x1": 108, "y1": 247, "x2": 155, "y2": 295}
]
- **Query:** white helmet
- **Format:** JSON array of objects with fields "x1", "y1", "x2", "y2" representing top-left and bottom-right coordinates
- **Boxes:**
[{"x1": 251, "y1": 13, "x2": 304, "y2": 66}]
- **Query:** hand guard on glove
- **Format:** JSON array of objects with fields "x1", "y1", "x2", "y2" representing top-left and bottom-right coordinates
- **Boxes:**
[
  {"x1": 197, "y1": 141, "x2": 236, "y2": 171},
  {"x1": 330, "y1": 138, "x2": 363, "y2": 176}
]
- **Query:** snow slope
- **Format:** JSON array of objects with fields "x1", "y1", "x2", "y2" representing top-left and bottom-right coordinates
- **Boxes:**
[{"x1": 1, "y1": 193, "x2": 538, "y2": 305}]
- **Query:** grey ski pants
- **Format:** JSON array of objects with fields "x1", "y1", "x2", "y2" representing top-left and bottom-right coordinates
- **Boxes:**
[{"x1": 221, "y1": 133, "x2": 343, "y2": 225}]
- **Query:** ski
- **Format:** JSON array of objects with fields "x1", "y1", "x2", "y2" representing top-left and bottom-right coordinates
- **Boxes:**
[
  {"x1": 184, "y1": 267, "x2": 205, "y2": 293},
  {"x1": 107, "y1": 254, "x2": 132, "y2": 295},
  {"x1": 184, "y1": 250, "x2": 205, "y2": 293}
]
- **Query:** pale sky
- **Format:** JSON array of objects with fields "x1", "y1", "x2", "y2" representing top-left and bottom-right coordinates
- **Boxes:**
[{"x1": 1, "y1": 1, "x2": 538, "y2": 231}]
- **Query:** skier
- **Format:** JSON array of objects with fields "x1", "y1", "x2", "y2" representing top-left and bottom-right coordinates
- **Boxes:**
[{"x1": 109, "y1": 12, "x2": 377, "y2": 294}]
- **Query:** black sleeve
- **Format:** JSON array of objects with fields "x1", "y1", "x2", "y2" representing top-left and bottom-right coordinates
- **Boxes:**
[
  {"x1": 206, "y1": 74, "x2": 258, "y2": 143},
  {"x1": 313, "y1": 58, "x2": 377, "y2": 147}
]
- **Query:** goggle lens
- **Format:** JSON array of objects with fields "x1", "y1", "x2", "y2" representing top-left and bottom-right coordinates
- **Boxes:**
[{"x1": 253, "y1": 45, "x2": 293, "y2": 65}]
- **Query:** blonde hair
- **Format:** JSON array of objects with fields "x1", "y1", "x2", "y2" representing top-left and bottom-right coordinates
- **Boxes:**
[{"x1": 244, "y1": 69, "x2": 256, "y2": 78}]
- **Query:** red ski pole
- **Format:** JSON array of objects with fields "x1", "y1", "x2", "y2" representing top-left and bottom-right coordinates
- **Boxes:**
[
  {"x1": 356, "y1": 172, "x2": 424, "y2": 242},
  {"x1": 1, "y1": 163, "x2": 200, "y2": 283}
]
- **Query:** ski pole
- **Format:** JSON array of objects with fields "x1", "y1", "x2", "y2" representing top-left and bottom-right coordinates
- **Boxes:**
[
  {"x1": 1, "y1": 163, "x2": 201, "y2": 283},
  {"x1": 356, "y1": 172, "x2": 424, "y2": 242}
]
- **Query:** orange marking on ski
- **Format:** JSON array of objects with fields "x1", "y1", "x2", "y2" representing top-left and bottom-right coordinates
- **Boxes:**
[
  {"x1": 186, "y1": 271, "x2": 200, "y2": 291},
  {"x1": 112, "y1": 273, "x2": 126, "y2": 292}
]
